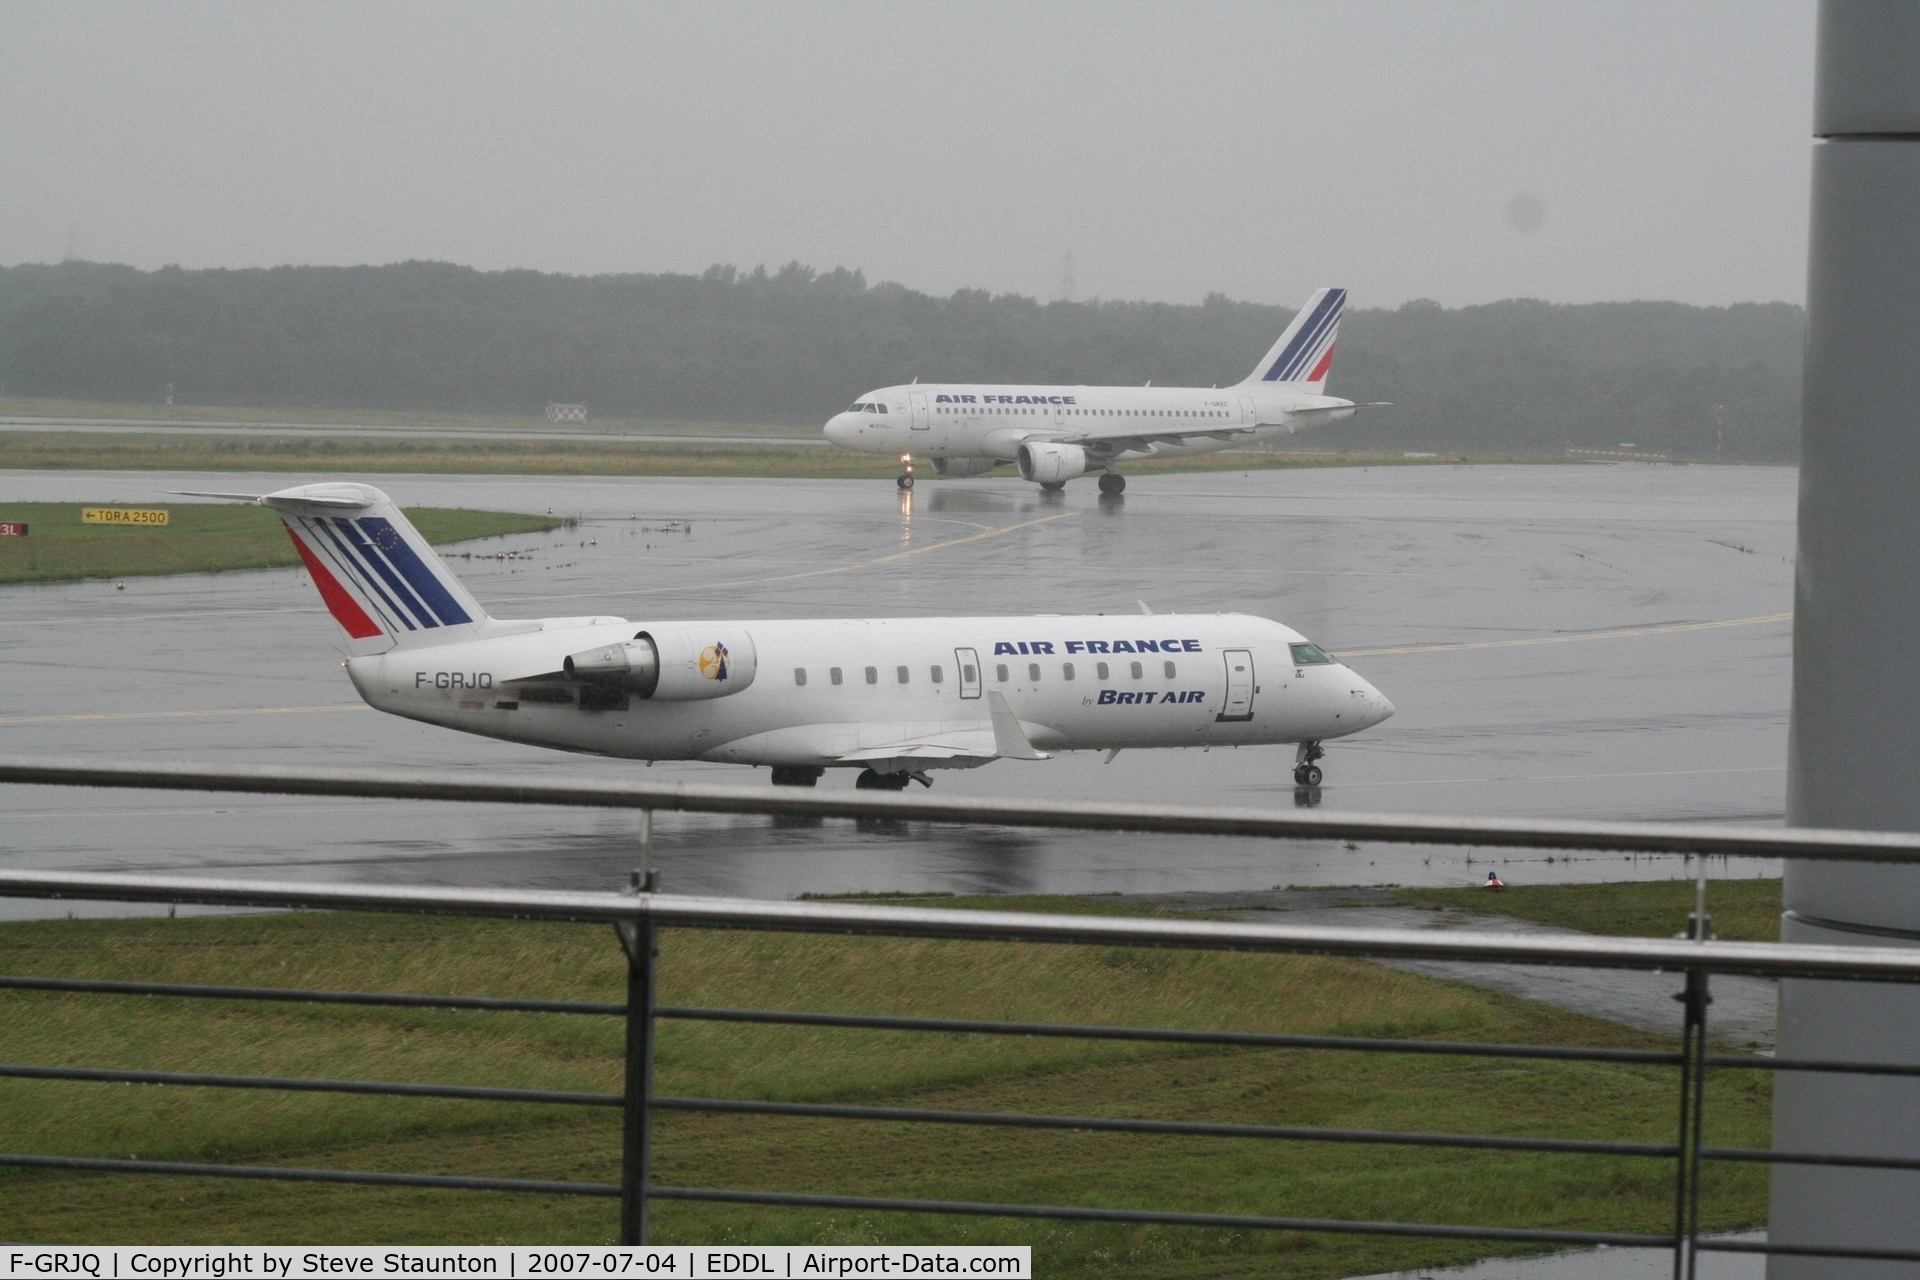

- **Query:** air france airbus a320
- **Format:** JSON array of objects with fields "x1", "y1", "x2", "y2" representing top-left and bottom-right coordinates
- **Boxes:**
[
  {"x1": 825, "y1": 287, "x2": 1382, "y2": 494},
  {"x1": 189, "y1": 482, "x2": 1393, "y2": 789}
]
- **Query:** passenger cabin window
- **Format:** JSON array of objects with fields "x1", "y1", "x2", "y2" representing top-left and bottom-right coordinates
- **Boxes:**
[
  {"x1": 896, "y1": 665, "x2": 909, "y2": 684},
  {"x1": 996, "y1": 664, "x2": 1010, "y2": 682},
  {"x1": 830, "y1": 667, "x2": 843, "y2": 685},
  {"x1": 931, "y1": 665, "x2": 944, "y2": 683},
  {"x1": 1028, "y1": 663, "x2": 1041, "y2": 682},
  {"x1": 1096, "y1": 662, "x2": 1110, "y2": 680},
  {"x1": 1062, "y1": 662, "x2": 1075, "y2": 680},
  {"x1": 962, "y1": 664, "x2": 976, "y2": 683},
  {"x1": 1130, "y1": 661, "x2": 1144, "y2": 679},
  {"x1": 1289, "y1": 643, "x2": 1335, "y2": 666},
  {"x1": 1164, "y1": 661, "x2": 1177, "y2": 678},
  {"x1": 794, "y1": 668, "x2": 807, "y2": 686},
  {"x1": 865, "y1": 666, "x2": 879, "y2": 684}
]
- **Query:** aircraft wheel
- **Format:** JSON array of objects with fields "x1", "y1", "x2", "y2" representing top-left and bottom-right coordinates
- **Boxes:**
[
  {"x1": 771, "y1": 766, "x2": 823, "y2": 787},
  {"x1": 897, "y1": 475, "x2": 914, "y2": 490},
  {"x1": 855, "y1": 768, "x2": 911, "y2": 791},
  {"x1": 1039, "y1": 481, "x2": 1066, "y2": 493},
  {"x1": 1098, "y1": 473, "x2": 1126, "y2": 495},
  {"x1": 1293, "y1": 764, "x2": 1323, "y2": 787}
]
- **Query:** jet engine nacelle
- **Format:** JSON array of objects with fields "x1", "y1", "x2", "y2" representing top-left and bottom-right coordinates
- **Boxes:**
[
  {"x1": 564, "y1": 625, "x2": 757, "y2": 700},
  {"x1": 1016, "y1": 441, "x2": 1088, "y2": 484}
]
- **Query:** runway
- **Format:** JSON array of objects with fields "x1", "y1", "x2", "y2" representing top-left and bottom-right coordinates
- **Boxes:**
[{"x1": 0, "y1": 463, "x2": 1794, "y2": 910}]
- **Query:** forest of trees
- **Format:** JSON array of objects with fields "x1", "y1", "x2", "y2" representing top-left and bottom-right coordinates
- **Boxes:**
[{"x1": 0, "y1": 260, "x2": 1804, "y2": 457}]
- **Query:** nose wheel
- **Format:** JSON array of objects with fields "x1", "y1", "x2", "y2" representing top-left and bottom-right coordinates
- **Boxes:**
[
  {"x1": 897, "y1": 454, "x2": 914, "y2": 490},
  {"x1": 1292, "y1": 741, "x2": 1325, "y2": 787},
  {"x1": 1098, "y1": 472, "x2": 1126, "y2": 495}
]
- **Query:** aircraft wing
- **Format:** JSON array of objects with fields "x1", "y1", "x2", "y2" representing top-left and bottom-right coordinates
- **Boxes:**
[
  {"x1": 836, "y1": 693, "x2": 1052, "y2": 764},
  {"x1": 1049, "y1": 401, "x2": 1390, "y2": 456}
]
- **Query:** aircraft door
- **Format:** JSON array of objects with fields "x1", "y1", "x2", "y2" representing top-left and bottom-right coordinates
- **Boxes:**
[
  {"x1": 1217, "y1": 649, "x2": 1254, "y2": 721},
  {"x1": 910, "y1": 390, "x2": 931, "y2": 430},
  {"x1": 1237, "y1": 395, "x2": 1257, "y2": 426},
  {"x1": 955, "y1": 648, "x2": 982, "y2": 699}
]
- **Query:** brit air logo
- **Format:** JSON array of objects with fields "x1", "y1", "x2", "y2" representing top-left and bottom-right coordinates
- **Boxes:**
[
  {"x1": 699, "y1": 642, "x2": 732, "y2": 681},
  {"x1": 1261, "y1": 288, "x2": 1346, "y2": 383}
]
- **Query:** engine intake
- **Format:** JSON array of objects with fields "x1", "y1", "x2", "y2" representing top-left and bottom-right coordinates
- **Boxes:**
[
  {"x1": 1017, "y1": 441, "x2": 1088, "y2": 484},
  {"x1": 564, "y1": 625, "x2": 757, "y2": 701}
]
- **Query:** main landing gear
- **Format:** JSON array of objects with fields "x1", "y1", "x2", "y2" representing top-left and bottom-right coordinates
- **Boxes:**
[
  {"x1": 1293, "y1": 741, "x2": 1325, "y2": 787},
  {"x1": 856, "y1": 768, "x2": 931, "y2": 790},
  {"x1": 897, "y1": 454, "x2": 914, "y2": 490},
  {"x1": 1098, "y1": 472, "x2": 1126, "y2": 496},
  {"x1": 771, "y1": 766, "x2": 823, "y2": 787}
]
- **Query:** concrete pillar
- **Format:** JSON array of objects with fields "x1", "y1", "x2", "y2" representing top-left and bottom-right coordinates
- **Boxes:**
[{"x1": 1773, "y1": 4, "x2": 1920, "y2": 1275}]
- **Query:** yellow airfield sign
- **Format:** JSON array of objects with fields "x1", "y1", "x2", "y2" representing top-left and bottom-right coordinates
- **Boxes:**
[{"x1": 83, "y1": 508, "x2": 169, "y2": 526}]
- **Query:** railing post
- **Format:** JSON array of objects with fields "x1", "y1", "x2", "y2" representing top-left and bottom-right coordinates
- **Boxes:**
[{"x1": 617, "y1": 868, "x2": 659, "y2": 1245}]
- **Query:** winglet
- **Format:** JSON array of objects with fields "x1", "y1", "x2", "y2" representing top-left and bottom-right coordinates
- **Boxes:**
[{"x1": 988, "y1": 692, "x2": 1051, "y2": 760}]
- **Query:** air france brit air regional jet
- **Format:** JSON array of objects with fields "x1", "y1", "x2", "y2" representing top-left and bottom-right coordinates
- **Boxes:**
[
  {"x1": 825, "y1": 287, "x2": 1382, "y2": 493},
  {"x1": 193, "y1": 482, "x2": 1394, "y2": 789}
]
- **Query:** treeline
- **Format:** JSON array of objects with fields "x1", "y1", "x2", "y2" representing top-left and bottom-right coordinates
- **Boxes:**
[{"x1": 0, "y1": 260, "x2": 1803, "y2": 457}]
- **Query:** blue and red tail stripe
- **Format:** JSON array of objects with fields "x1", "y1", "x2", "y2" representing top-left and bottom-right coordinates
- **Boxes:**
[
  {"x1": 1262, "y1": 288, "x2": 1346, "y2": 383},
  {"x1": 284, "y1": 524, "x2": 385, "y2": 639}
]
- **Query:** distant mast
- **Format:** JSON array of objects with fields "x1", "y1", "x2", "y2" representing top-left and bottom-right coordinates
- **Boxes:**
[{"x1": 1059, "y1": 251, "x2": 1076, "y2": 304}]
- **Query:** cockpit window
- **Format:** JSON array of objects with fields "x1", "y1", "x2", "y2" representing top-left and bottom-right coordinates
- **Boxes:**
[
  {"x1": 877, "y1": 403, "x2": 889, "y2": 413},
  {"x1": 864, "y1": 403, "x2": 878, "y2": 413},
  {"x1": 1290, "y1": 642, "x2": 1334, "y2": 665}
]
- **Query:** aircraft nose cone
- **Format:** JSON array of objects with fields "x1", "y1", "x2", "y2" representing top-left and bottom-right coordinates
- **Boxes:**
[{"x1": 823, "y1": 415, "x2": 850, "y2": 444}]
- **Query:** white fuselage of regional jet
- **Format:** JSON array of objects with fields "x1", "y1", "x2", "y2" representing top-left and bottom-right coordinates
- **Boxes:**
[
  {"x1": 344, "y1": 612, "x2": 1393, "y2": 774},
  {"x1": 824, "y1": 383, "x2": 1355, "y2": 462}
]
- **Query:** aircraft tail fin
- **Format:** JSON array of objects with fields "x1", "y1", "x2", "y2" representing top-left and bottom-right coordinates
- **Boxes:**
[
  {"x1": 1240, "y1": 287, "x2": 1347, "y2": 391},
  {"x1": 260, "y1": 482, "x2": 491, "y2": 654}
]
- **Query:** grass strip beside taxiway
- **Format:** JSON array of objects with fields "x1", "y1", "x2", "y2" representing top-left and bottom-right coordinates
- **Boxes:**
[
  {"x1": 0, "y1": 890, "x2": 1767, "y2": 1275},
  {"x1": 0, "y1": 503, "x2": 563, "y2": 584}
]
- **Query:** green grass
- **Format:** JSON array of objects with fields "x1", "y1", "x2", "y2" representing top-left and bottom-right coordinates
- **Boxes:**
[
  {"x1": 0, "y1": 502, "x2": 562, "y2": 584},
  {"x1": 0, "y1": 899, "x2": 1768, "y2": 1272},
  {"x1": 1399, "y1": 878, "x2": 1783, "y2": 943}
]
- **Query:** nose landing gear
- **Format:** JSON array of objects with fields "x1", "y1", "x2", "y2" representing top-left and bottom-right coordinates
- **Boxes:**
[
  {"x1": 1292, "y1": 741, "x2": 1325, "y2": 787},
  {"x1": 896, "y1": 454, "x2": 914, "y2": 490},
  {"x1": 771, "y1": 766, "x2": 824, "y2": 787}
]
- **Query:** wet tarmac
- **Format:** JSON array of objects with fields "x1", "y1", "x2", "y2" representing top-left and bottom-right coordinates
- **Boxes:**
[{"x1": 0, "y1": 463, "x2": 1793, "y2": 909}]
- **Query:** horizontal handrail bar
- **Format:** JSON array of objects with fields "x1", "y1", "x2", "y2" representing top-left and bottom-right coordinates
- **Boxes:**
[
  {"x1": 4, "y1": 868, "x2": 1920, "y2": 981},
  {"x1": 0, "y1": 974, "x2": 622, "y2": 1016},
  {"x1": 3, "y1": 754, "x2": 1917, "y2": 863},
  {"x1": 0, "y1": 978, "x2": 1679, "y2": 1063},
  {"x1": 1705, "y1": 1052, "x2": 1920, "y2": 1077},
  {"x1": 1701, "y1": 1145, "x2": 1920, "y2": 1172},
  {"x1": 652, "y1": 1096, "x2": 1678, "y2": 1158},
  {"x1": 645, "y1": 1185, "x2": 1673, "y2": 1248},
  {"x1": 659, "y1": 1005, "x2": 1682, "y2": 1064},
  {"x1": 0, "y1": 1152, "x2": 616, "y2": 1196},
  {"x1": 1697, "y1": 1238, "x2": 1920, "y2": 1263},
  {"x1": 0, "y1": 1063, "x2": 619, "y2": 1107}
]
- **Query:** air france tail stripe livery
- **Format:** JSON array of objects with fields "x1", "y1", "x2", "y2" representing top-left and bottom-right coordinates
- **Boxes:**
[
  {"x1": 824, "y1": 287, "x2": 1385, "y2": 494},
  {"x1": 202, "y1": 483, "x2": 1393, "y2": 789}
]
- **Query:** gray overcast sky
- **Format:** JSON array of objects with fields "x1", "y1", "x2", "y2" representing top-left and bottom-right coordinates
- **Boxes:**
[{"x1": 0, "y1": 1, "x2": 1817, "y2": 309}]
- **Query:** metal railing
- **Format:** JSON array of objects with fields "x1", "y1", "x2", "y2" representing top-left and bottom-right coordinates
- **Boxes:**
[{"x1": 5, "y1": 756, "x2": 1920, "y2": 1276}]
